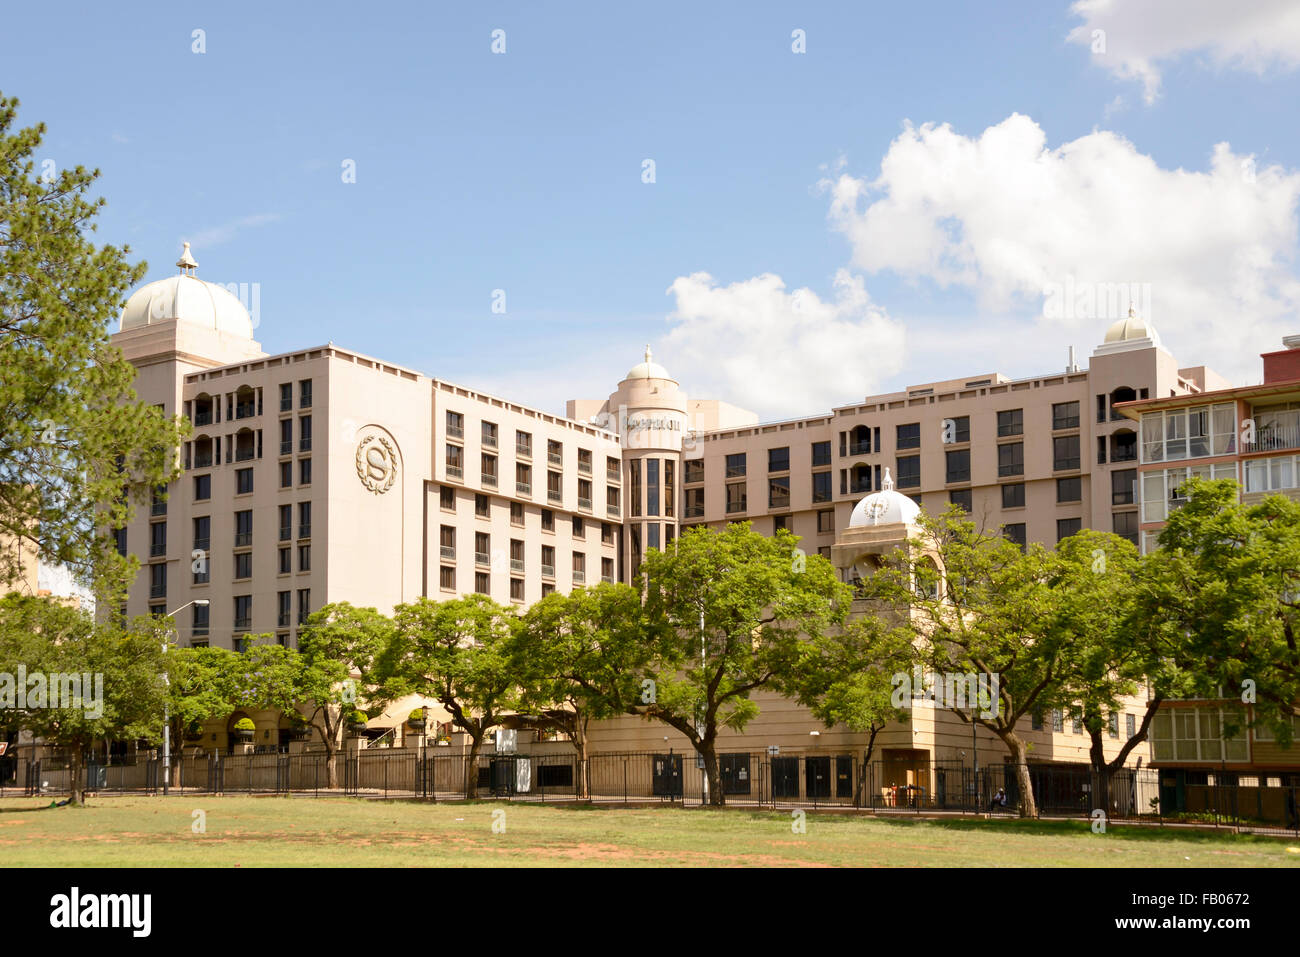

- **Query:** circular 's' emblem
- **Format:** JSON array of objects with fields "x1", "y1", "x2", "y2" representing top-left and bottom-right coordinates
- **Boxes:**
[{"x1": 356, "y1": 434, "x2": 398, "y2": 494}]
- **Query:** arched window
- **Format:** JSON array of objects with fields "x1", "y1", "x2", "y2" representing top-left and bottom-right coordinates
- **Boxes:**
[{"x1": 850, "y1": 425, "x2": 871, "y2": 455}]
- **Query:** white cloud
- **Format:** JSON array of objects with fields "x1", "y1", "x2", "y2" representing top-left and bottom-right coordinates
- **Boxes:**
[
  {"x1": 823, "y1": 113, "x2": 1300, "y2": 385},
  {"x1": 660, "y1": 269, "x2": 906, "y2": 419},
  {"x1": 187, "y1": 213, "x2": 281, "y2": 250},
  {"x1": 1068, "y1": 0, "x2": 1300, "y2": 103}
]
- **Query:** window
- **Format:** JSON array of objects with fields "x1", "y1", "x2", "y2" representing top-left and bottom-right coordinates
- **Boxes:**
[
  {"x1": 234, "y1": 552, "x2": 252, "y2": 579},
  {"x1": 647, "y1": 523, "x2": 660, "y2": 550},
  {"x1": 1113, "y1": 510, "x2": 1139, "y2": 546},
  {"x1": 601, "y1": 522, "x2": 614, "y2": 545},
  {"x1": 646, "y1": 458, "x2": 660, "y2": 516},
  {"x1": 299, "y1": 414, "x2": 312, "y2": 452},
  {"x1": 685, "y1": 487, "x2": 704, "y2": 518},
  {"x1": 541, "y1": 545, "x2": 556, "y2": 577},
  {"x1": 1056, "y1": 476, "x2": 1082, "y2": 503},
  {"x1": 1125, "y1": 714, "x2": 1136, "y2": 739},
  {"x1": 725, "y1": 453, "x2": 746, "y2": 478},
  {"x1": 475, "y1": 493, "x2": 489, "y2": 518},
  {"x1": 1141, "y1": 463, "x2": 1237, "y2": 522},
  {"x1": 895, "y1": 456, "x2": 920, "y2": 488},
  {"x1": 510, "y1": 501, "x2": 524, "y2": 526},
  {"x1": 684, "y1": 459, "x2": 704, "y2": 484},
  {"x1": 1110, "y1": 469, "x2": 1136, "y2": 506},
  {"x1": 299, "y1": 379, "x2": 312, "y2": 409},
  {"x1": 516, "y1": 430, "x2": 532, "y2": 457},
  {"x1": 769, "y1": 475, "x2": 790, "y2": 509},
  {"x1": 1052, "y1": 710, "x2": 1064, "y2": 733},
  {"x1": 541, "y1": 583, "x2": 555, "y2": 597},
  {"x1": 114, "y1": 527, "x2": 128, "y2": 557},
  {"x1": 279, "y1": 460, "x2": 292, "y2": 488},
  {"x1": 578, "y1": 448, "x2": 592, "y2": 474},
  {"x1": 298, "y1": 501, "x2": 311, "y2": 538},
  {"x1": 541, "y1": 508, "x2": 554, "y2": 532},
  {"x1": 235, "y1": 510, "x2": 253, "y2": 547},
  {"x1": 194, "y1": 474, "x2": 211, "y2": 501},
  {"x1": 997, "y1": 409, "x2": 1023, "y2": 437},
  {"x1": 572, "y1": 516, "x2": 584, "y2": 538},
  {"x1": 949, "y1": 488, "x2": 972, "y2": 512},
  {"x1": 817, "y1": 510, "x2": 834, "y2": 534},
  {"x1": 896, "y1": 423, "x2": 921, "y2": 450},
  {"x1": 1003, "y1": 523, "x2": 1027, "y2": 551},
  {"x1": 572, "y1": 552, "x2": 586, "y2": 583},
  {"x1": 1053, "y1": 435, "x2": 1080, "y2": 471},
  {"x1": 1052, "y1": 401, "x2": 1080, "y2": 431},
  {"x1": 234, "y1": 595, "x2": 252, "y2": 630},
  {"x1": 150, "y1": 521, "x2": 167, "y2": 558},
  {"x1": 1032, "y1": 712, "x2": 1043, "y2": 731},
  {"x1": 297, "y1": 589, "x2": 310, "y2": 624},
  {"x1": 446, "y1": 444, "x2": 463, "y2": 479},
  {"x1": 279, "y1": 382, "x2": 292, "y2": 412},
  {"x1": 439, "y1": 566, "x2": 456, "y2": 591},
  {"x1": 602, "y1": 556, "x2": 614, "y2": 582},
  {"x1": 509, "y1": 538, "x2": 525, "y2": 573},
  {"x1": 299, "y1": 458, "x2": 312, "y2": 485},
  {"x1": 149, "y1": 562, "x2": 167, "y2": 599},
  {"x1": 278, "y1": 591, "x2": 291, "y2": 627},
  {"x1": 547, "y1": 470, "x2": 563, "y2": 505},
  {"x1": 278, "y1": 547, "x2": 291, "y2": 575},
  {"x1": 998, "y1": 442, "x2": 1024, "y2": 477},
  {"x1": 1108, "y1": 713, "x2": 1119, "y2": 739},
  {"x1": 768, "y1": 447, "x2": 790, "y2": 472},
  {"x1": 812, "y1": 471, "x2": 832, "y2": 503},
  {"x1": 607, "y1": 455, "x2": 621, "y2": 482},
  {"x1": 280, "y1": 418, "x2": 293, "y2": 455},
  {"x1": 236, "y1": 468, "x2": 253, "y2": 494},
  {"x1": 944, "y1": 416, "x2": 970, "y2": 444},
  {"x1": 811, "y1": 441, "x2": 831, "y2": 467},
  {"x1": 299, "y1": 544, "x2": 310, "y2": 572},
  {"x1": 475, "y1": 572, "x2": 490, "y2": 595},
  {"x1": 1141, "y1": 403, "x2": 1235, "y2": 462},
  {"x1": 1056, "y1": 517, "x2": 1081, "y2": 541},
  {"x1": 481, "y1": 453, "x2": 498, "y2": 488},
  {"x1": 1001, "y1": 483, "x2": 1025, "y2": 508},
  {"x1": 446, "y1": 410, "x2": 463, "y2": 439},
  {"x1": 663, "y1": 461, "x2": 673, "y2": 518},
  {"x1": 439, "y1": 525, "x2": 456, "y2": 561},
  {"x1": 630, "y1": 460, "x2": 641, "y2": 517},
  {"x1": 510, "y1": 578, "x2": 525, "y2": 602},
  {"x1": 279, "y1": 504, "x2": 292, "y2": 541},
  {"x1": 726, "y1": 481, "x2": 747, "y2": 514},
  {"x1": 1073, "y1": 715, "x2": 1083, "y2": 735},
  {"x1": 944, "y1": 449, "x2": 970, "y2": 484},
  {"x1": 547, "y1": 439, "x2": 563, "y2": 467},
  {"x1": 193, "y1": 603, "x2": 210, "y2": 637},
  {"x1": 475, "y1": 532, "x2": 490, "y2": 566},
  {"x1": 440, "y1": 486, "x2": 455, "y2": 510},
  {"x1": 774, "y1": 514, "x2": 790, "y2": 532},
  {"x1": 482, "y1": 421, "x2": 498, "y2": 449}
]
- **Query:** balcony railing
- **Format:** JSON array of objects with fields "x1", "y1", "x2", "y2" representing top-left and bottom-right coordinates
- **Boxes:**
[
  {"x1": 483, "y1": 433, "x2": 498, "y2": 449},
  {"x1": 578, "y1": 497, "x2": 592, "y2": 511},
  {"x1": 440, "y1": 545, "x2": 455, "y2": 560},
  {"x1": 280, "y1": 397, "x2": 292, "y2": 412},
  {"x1": 299, "y1": 438, "x2": 312, "y2": 452},
  {"x1": 194, "y1": 411, "x2": 213, "y2": 427},
  {"x1": 510, "y1": 558, "x2": 525, "y2": 573},
  {"x1": 516, "y1": 481, "x2": 531, "y2": 496},
  {"x1": 607, "y1": 466, "x2": 620, "y2": 483},
  {"x1": 235, "y1": 447, "x2": 255, "y2": 462},
  {"x1": 194, "y1": 538, "x2": 210, "y2": 552},
  {"x1": 194, "y1": 454, "x2": 213, "y2": 469},
  {"x1": 482, "y1": 473, "x2": 498, "y2": 488},
  {"x1": 578, "y1": 461, "x2": 592, "y2": 475},
  {"x1": 150, "y1": 584, "x2": 166, "y2": 599},
  {"x1": 280, "y1": 440, "x2": 292, "y2": 455},
  {"x1": 235, "y1": 532, "x2": 252, "y2": 547},
  {"x1": 997, "y1": 463, "x2": 1024, "y2": 477},
  {"x1": 684, "y1": 505, "x2": 703, "y2": 518},
  {"x1": 516, "y1": 441, "x2": 531, "y2": 458},
  {"x1": 541, "y1": 563, "x2": 555, "y2": 578},
  {"x1": 235, "y1": 403, "x2": 256, "y2": 419},
  {"x1": 447, "y1": 423, "x2": 464, "y2": 439},
  {"x1": 1243, "y1": 415, "x2": 1300, "y2": 454},
  {"x1": 548, "y1": 452, "x2": 562, "y2": 467},
  {"x1": 150, "y1": 542, "x2": 166, "y2": 557},
  {"x1": 849, "y1": 443, "x2": 871, "y2": 456},
  {"x1": 573, "y1": 570, "x2": 585, "y2": 584},
  {"x1": 152, "y1": 500, "x2": 167, "y2": 517},
  {"x1": 850, "y1": 481, "x2": 871, "y2": 494},
  {"x1": 279, "y1": 526, "x2": 291, "y2": 541},
  {"x1": 475, "y1": 551, "x2": 490, "y2": 567},
  {"x1": 726, "y1": 502, "x2": 746, "y2": 514},
  {"x1": 601, "y1": 574, "x2": 614, "y2": 583},
  {"x1": 234, "y1": 617, "x2": 251, "y2": 631},
  {"x1": 548, "y1": 489, "x2": 562, "y2": 504},
  {"x1": 298, "y1": 524, "x2": 311, "y2": 539},
  {"x1": 607, "y1": 504, "x2": 620, "y2": 518},
  {"x1": 446, "y1": 464, "x2": 463, "y2": 480}
]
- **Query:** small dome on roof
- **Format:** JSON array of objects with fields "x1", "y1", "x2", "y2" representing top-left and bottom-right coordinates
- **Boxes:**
[
  {"x1": 119, "y1": 243, "x2": 253, "y2": 338},
  {"x1": 849, "y1": 468, "x2": 921, "y2": 528},
  {"x1": 624, "y1": 345, "x2": 675, "y2": 382},
  {"x1": 1103, "y1": 306, "x2": 1161, "y2": 349}
]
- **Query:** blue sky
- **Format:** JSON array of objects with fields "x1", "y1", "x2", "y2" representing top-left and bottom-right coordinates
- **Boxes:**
[{"x1": 5, "y1": 1, "x2": 1300, "y2": 419}]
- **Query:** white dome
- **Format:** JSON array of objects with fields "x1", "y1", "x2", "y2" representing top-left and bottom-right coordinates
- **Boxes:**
[
  {"x1": 1103, "y1": 308, "x2": 1160, "y2": 349},
  {"x1": 624, "y1": 345, "x2": 675, "y2": 382},
  {"x1": 849, "y1": 468, "x2": 921, "y2": 528},
  {"x1": 119, "y1": 244, "x2": 253, "y2": 338}
]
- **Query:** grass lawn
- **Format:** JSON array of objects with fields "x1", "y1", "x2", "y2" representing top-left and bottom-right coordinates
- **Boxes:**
[{"x1": 1, "y1": 796, "x2": 1297, "y2": 867}]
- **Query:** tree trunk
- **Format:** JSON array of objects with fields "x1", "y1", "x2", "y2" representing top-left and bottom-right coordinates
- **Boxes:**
[
  {"x1": 322, "y1": 732, "x2": 338, "y2": 790},
  {"x1": 1087, "y1": 728, "x2": 1109, "y2": 813},
  {"x1": 68, "y1": 747, "x2": 84, "y2": 807},
  {"x1": 465, "y1": 733, "x2": 482, "y2": 799},
  {"x1": 700, "y1": 741, "x2": 724, "y2": 807},
  {"x1": 574, "y1": 724, "x2": 590, "y2": 801},
  {"x1": 1001, "y1": 732, "x2": 1037, "y2": 818}
]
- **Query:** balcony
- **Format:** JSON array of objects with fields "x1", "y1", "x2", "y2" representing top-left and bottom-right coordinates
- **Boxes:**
[
  {"x1": 235, "y1": 532, "x2": 252, "y2": 547},
  {"x1": 573, "y1": 570, "x2": 586, "y2": 584},
  {"x1": 510, "y1": 558, "x2": 524, "y2": 573},
  {"x1": 234, "y1": 617, "x2": 251, "y2": 631},
  {"x1": 516, "y1": 481, "x2": 531, "y2": 496},
  {"x1": 235, "y1": 402, "x2": 257, "y2": 419},
  {"x1": 482, "y1": 433, "x2": 498, "y2": 450},
  {"x1": 235, "y1": 447, "x2": 256, "y2": 463},
  {"x1": 601, "y1": 574, "x2": 614, "y2": 584},
  {"x1": 548, "y1": 452, "x2": 562, "y2": 467},
  {"x1": 516, "y1": 441, "x2": 532, "y2": 458},
  {"x1": 194, "y1": 453, "x2": 213, "y2": 469},
  {"x1": 684, "y1": 505, "x2": 703, "y2": 518},
  {"x1": 280, "y1": 440, "x2": 292, "y2": 455},
  {"x1": 280, "y1": 396, "x2": 292, "y2": 412},
  {"x1": 541, "y1": 563, "x2": 555, "y2": 579},
  {"x1": 482, "y1": 473, "x2": 498, "y2": 489},
  {"x1": 997, "y1": 463, "x2": 1024, "y2": 477},
  {"x1": 447, "y1": 423, "x2": 464, "y2": 439},
  {"x1": 548, "y1": 489, "x2": 562, "y2": 504},
  {"x1": 152, "y1": 500, "x2": 167, "y2": 517},
  {"x1": 279, "y1": 526, "x2": 291, "y2": 541},
  {"x1": 578, "y1": 461, "x2": 592, "y2": 475},
  {"x1": 193, "y1": 538, "x2": 210, "y2": 551},
  {"x1": 150, "y1": 542, "x2": 166, "y2": 558},
  {"x1": 607, "y1": 504, "x2": 620, "y2": 518},
  {"x1": 849, "y1": 443, "x2": 871, "y2": 456},
  {"x1": 298, "y1": 524, "x2": 311, "y2": 539},
  {"x1": 194, "y1": 411, "x2": 213, "y2": 427},
  {"x1": 1243, "y1": 412, "x2": 1300, "y2": 454},
  {"x1": 440, "y1": 545, "x2": 455, "y2": 561},
  {"x1": 299, "y1": 438, "x2": 312, "y2": 453},
  {"x1": 726, "y1": 502, "x2": 747, "y2": 514},
  {"x1": 475, "y1": 551, "x2": 490, "y2": 567},
  {"x1": 150, "y1": 584, "x2": 166, "y2": 599},
  {"x1": 850, "y1": 481, "x2": 871, "y2": 494},
  {"x1": 607, "y1": 466, "x2": 620, "y2": 483},
  {"x1": 193, "y1": 624, "x2": 209, "y2": 637},
  {"x1": 446, "y1": 464, "x2": 463, "y2": 480},
  {"x1": 578, "y1": 496, "x2": 592, "y2": 512}
]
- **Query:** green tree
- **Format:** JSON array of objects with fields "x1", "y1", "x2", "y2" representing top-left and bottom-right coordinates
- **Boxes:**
[
  {"x1": 164, "y1": 644, "x2": 239, "y2": 782},
  {"x1": 637, "y1": 523, "x2": 852, "y2": 806},
  {"x1": 0, "y1": 594, "x2": 168, "y2": 805},
  {"x1": 784, "y1": 616, "x2": 917, "y2": 806},
  {"x1": 383, "y1": 594, "x2": 518, "y2": 798},
  {"x1": 514, "y1": 583, "x2": 651, "y2": 797},
  {"x1": 0, "y1": 94, "x2": 187, "y2": 600},
  {"x1": 297, "y1": 603, "x2": 392, "y2": 788}
]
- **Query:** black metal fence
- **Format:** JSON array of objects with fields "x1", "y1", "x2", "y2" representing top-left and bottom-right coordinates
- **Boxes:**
[{"x1": 3, "y1": 744, "x2": 1298, "y2": 836}]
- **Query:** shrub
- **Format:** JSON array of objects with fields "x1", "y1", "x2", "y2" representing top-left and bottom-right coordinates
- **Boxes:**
[{"x1": 233, "y1": 718, "x2": 255, "y2": 732}]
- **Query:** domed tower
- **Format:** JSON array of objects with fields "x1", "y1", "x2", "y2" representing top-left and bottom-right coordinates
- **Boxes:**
[
  {"x1": 609, "y1": 346, "x2": 689, "y2": 577},
  {"x1": 831, "y1": 468, "x2": 927, "y2": 586}
]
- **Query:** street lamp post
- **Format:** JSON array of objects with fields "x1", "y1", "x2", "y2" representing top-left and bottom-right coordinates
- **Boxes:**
[{"x1": 161, "y1": 599, "x2": 209, "y2": 795}]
